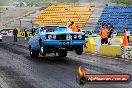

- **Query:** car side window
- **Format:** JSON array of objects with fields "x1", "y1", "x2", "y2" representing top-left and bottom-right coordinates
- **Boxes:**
[
  {"x1": 35, "y1": 28, "x2": 40, "y2": 35},
  {"x1": 40, "y1": 27, "x2": 47, "y2": 32}
]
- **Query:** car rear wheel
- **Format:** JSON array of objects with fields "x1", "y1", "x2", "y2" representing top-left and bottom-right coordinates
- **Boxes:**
[
  {"x1": 0, "y1": 39, "x2": 2, "y2": 42},
  {"x1": 75, "y1": 46, "x2": 83, "y2": 55},
  {"x1": 58, "y1": 50, "x2": 67, "y2": 57},
  {"x1": 29, "y1": 47, "x2": 39, "y2": 57}
]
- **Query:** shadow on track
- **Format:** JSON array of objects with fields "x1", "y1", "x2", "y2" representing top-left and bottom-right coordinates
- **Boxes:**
[
  {"x1": 25, "y1": 55, "x2": 80, "y2": 64},
  {"x1": 24, "y1": 55, "x2": 83, "y2": 68}
]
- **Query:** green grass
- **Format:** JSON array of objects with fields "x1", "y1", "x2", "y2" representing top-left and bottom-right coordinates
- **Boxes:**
[
  {"x1": 0, "y1": 0, "x2": 81, "y2": 6},
  {"x1": 111, "y1": 0, "x2": 132, "y2": 5}
]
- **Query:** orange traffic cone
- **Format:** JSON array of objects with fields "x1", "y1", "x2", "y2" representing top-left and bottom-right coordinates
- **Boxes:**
[{"x1": 122, "y1": 31, "x2": 128, "y2": 46}]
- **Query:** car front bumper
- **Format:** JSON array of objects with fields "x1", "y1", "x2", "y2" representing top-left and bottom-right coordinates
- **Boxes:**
[{"x1": 44, "y1": 40, "x2": 85, "y2": 46}]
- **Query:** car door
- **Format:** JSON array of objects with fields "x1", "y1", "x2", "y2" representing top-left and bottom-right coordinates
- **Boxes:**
[
  {"x1": 33, "y1": 28, "x2": 41, "y2": 49},
  {"x1": 29, "y1": 28, "x2": 40, "y2": 50}
]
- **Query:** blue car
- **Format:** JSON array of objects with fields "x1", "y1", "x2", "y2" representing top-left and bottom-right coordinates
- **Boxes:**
[{"x1": 28, "y1": 25, "x2": 85, "y2": 57}]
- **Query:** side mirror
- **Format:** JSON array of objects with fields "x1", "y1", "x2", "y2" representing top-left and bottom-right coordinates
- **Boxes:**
[
  {"x1": 32, "y1": 32, "x2": 36, "y2": 37},
  {"x1": 34, "y1": 33, "x2": 37, "y2": 36}
]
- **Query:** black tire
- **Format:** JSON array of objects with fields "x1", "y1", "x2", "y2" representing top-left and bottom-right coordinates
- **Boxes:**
[
  {"x1": 75, "y1": 46, "x2": 83, "y2": 55},
  {"x1": 58, "y1": 50, "x2": 67, "y2": 57},
  {"x1": 0, "y1": 39, "x2": 2, "y2": 42},
  {"x1": 29, "y1": 47, "x2": 39, "y2": 57},
  {"x1": 39, "y1": 40, "x2": 46, "y2": 56}
]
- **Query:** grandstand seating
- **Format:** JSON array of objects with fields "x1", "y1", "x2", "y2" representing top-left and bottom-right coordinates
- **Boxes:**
[
  {"x1": 94, "y1": 6, "x2": 132, "y2": 33},
  {"x1": 33, "y1": 5, "x2": 95, "y2": 29}
]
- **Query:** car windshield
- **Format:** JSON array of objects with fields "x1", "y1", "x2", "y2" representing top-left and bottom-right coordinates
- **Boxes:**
[
  {"x1": 34, "y1": 27, "x2": 39, "y2": 31},
  {"x1": 56, "y1": 27, "x2": 66, "y2": 32},
  {"x1": 82, "y1": 31, "x2": 89, "y2": 34},
  {"x1": 55, "y1": 27, "x2": 72, "y2": 32},
  {"x1": 41, "y1": 26, "x2": 58, "y2": 32},
  {"x1": 82, "y1": 31, "x2": 93, "y2": 35}
]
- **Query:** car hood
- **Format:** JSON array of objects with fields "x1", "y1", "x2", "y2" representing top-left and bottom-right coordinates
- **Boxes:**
[{"x1": 44, "y1": 32, "x2": 85, "y2": 35}]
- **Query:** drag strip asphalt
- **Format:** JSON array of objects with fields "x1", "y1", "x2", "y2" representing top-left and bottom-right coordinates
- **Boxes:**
[{"x1": 0, "y1": 37, "x2": 131, "y2": 88}]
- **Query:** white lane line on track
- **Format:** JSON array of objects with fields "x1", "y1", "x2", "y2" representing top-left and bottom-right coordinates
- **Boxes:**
[{"x1": 0, "y1": 77, "x2": 9, "y2": 88}]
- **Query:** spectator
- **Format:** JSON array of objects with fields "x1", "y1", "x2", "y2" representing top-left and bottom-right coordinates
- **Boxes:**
[
  {"x1": 125, "y1": 28, "x2": 130, "y2": 43},
  {"x1": 99, "y1": 25, "x2": 109, "y2": 45},
  {"x1": 31, "y1": 27, "x2": 35, "y2": 36},
  {"x1": 24, "y1": 28, "x2": 28, "y2": 40},
  {"x1": 108, "y1": 27, "x2": 117, "y2": 45},
  {"x1": 106, "y1": 3, "x2": 108, "y2": 6},
  {"x1": 89, "y1": 8, "x2": 91, "y2": 11},
  {"x1": 107, "y1": 26, "x2": 114, "y2": 38},
  {"x1": 69, "y1": 21, "x2": 78, "y2": 32},
  {"x1": 13, "y1": 28, "x2": 18, "y2": 42},
  {"x1": 108, "y1": 29, "x2": 113, "y2": 38},
  {"x1": 89, "y1": 31, "x2": 92, "y2": 35},
  {"x1": 112, "y1": 28, "x2": 117, "y2": 38},
  {"x1": 78, "y1": 29, "x2": 81, "y2": 32},
  {"x1": 106, "y1": 23, "x2": 113, "y2": 30}
]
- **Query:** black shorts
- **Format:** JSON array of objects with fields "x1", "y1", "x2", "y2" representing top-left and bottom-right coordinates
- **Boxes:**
[
  {"x1": 101, "y1": 38, "x2": 108, "y2": 45},
  {"x1": 127, "y1": 36, "x2": 129, "y2": 43}
]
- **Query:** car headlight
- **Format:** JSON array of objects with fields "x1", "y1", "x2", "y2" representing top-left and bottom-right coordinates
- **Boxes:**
[
  {"x1": 53, "y1": 35, "x2": 56, "y2": 39},
  {"x1": 78, "y1": 35, "x2": 82, "y2": 39},
  {"x1": 66, "y1": 34, "x2": 72, "y2": 40},
  {"x1": 48, "y1": 35, "x2": 52, "y2": 39},
  {"x1": 74, "y1": 35, "x2": 77, "y2": 39}
]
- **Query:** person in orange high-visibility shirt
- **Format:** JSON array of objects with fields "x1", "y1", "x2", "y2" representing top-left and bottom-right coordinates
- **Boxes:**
[
  {"x1": 100, "y1": 25, "x2": 109, "y2": 45},
  {"x1": 69, "y1": 21, "x2": 78, "y2": 32}
]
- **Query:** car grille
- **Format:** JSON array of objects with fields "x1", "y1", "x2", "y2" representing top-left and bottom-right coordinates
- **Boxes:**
[
  {"x1": 56, "y1": 34, "x2": 66, "y2": 40},
  {"x1": 46, "y1": 34, "x2": 85, "y2": 40}
]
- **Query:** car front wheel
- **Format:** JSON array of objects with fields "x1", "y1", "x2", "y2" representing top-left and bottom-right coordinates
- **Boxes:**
[
  {"x1": 39, "y1": 41, "x2": 46, "y2": 56},
  {"x1": 75, "y1": 46, "x2": 83, "y2": 55},
  {"x1": 0, "y1": 39, "x2": 2, "y2": 42}
]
